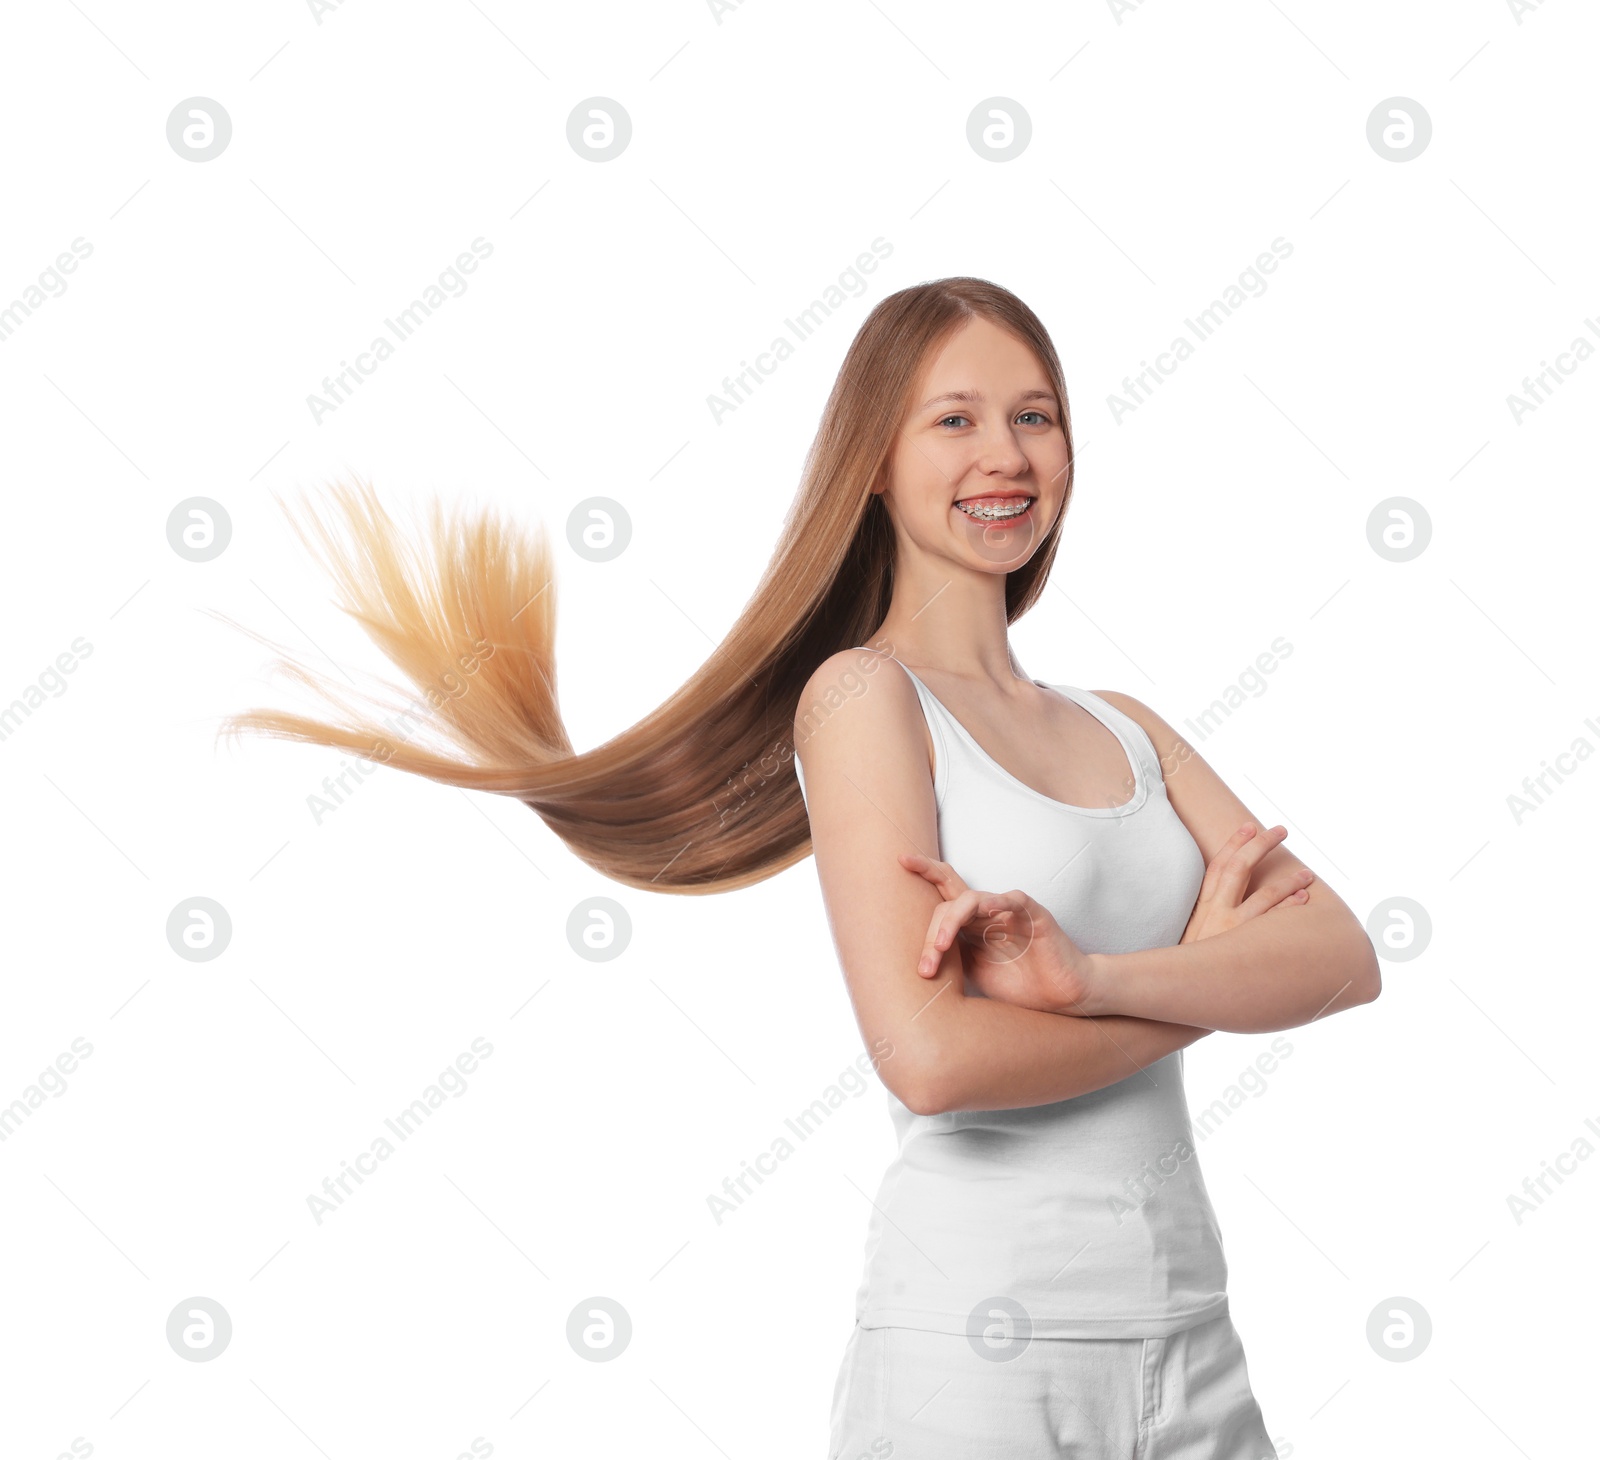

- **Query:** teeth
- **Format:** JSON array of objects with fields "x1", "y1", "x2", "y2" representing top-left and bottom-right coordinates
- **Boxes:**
[{"x1": 956, "y1": 499, "x2": 1032, "y2": 522}]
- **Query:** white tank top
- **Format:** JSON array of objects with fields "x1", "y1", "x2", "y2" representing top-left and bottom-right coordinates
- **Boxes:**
[{"x1": 795, "y1": 656, "x2": 1230, "y2": 1339}]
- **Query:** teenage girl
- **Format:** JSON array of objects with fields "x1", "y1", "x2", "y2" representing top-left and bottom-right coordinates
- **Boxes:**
[
  {"x1": 221, "y1": 277, "x2": 1380, "y2": 1458},
  {"x1": 792, "y1": 293, "x2": 1379, "y2": 1457}
]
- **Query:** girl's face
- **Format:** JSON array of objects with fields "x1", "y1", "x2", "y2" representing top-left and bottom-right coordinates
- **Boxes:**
[{"x1": 874, "y1": 315, "x2": 1070, "y2": 575}]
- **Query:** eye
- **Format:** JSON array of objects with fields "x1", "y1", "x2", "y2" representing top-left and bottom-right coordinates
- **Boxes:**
[{"x1": 938, "y1": 410, "x2": 1053, "y2": 429}]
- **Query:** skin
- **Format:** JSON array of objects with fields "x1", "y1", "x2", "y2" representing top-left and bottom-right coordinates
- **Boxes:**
[{"x1": 793, "y1": 315, "x2": 1381, "y2": 1117}]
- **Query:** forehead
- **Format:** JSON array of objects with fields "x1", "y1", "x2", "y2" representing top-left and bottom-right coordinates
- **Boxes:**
[{"x1": 914, "y1": 316, "x2": 1049, "y2": 396}]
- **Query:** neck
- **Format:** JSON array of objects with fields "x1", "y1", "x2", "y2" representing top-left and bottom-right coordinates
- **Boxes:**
[{"x1": 870, "y1": 555, "x2": 1023, "y2": 686}]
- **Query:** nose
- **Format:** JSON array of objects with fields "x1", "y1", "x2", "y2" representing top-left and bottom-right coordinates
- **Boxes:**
[{"x1": 973, "y1": 427, "x2": 1031, "y2": 477}]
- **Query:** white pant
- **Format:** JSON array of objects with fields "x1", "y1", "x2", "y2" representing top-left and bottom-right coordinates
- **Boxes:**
[{"x1": 828, "y1": 1314, "x2": 1277, "y2": 1459}]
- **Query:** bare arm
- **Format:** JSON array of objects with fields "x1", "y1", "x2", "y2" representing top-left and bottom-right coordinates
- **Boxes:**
[
  {"x1": 794, "y1": 650, "x2": 1209, "y2": 1116},
  {"x1": 1077, "y1": 904, "x2": 1373, "y2": 1033},
  {"x1": 1070, "y1": 692, "x2": 1382, "y2": 1034}
]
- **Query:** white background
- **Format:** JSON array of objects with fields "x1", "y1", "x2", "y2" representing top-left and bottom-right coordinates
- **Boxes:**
[{"x1": 1, "y1": 1, "x2": 1596, "y2": 1456}]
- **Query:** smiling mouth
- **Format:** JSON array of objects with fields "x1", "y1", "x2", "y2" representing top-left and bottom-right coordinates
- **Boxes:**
[{"x1": 954, "y1": 495, "x2": 1035, "y2": 523}]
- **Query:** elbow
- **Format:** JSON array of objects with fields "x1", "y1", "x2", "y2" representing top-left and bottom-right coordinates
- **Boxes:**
[
  {"x1": 882, "y1": 1039, "x2": 954, "y2": 1117},
  {"x1": 1347, "y1": 931, "x2": 1383, "y2": 1008},
  {"x1": 1307, "y1": 927, "x2": 1381, "y2": 1025},
  {"x1": 900, "y1": 1076, "x2": 949, "y2": 1118}
]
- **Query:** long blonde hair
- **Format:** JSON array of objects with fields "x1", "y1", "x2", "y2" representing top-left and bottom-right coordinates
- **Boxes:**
[{"x1": 217, "y1": 277, "x2": 1075, "y2": 893}]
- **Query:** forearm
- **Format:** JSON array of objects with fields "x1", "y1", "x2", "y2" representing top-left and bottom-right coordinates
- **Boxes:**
[
  {"x1": 1080, "y1": 902, "x2": 1381, "y2": 1033},
  {"x1": 919, "y1": 994, "x2": 1210, "y2": 1114}
]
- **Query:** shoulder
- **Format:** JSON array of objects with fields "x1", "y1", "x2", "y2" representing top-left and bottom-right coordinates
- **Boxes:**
[
  {"x1": 1091, "y1": 690, "x2": 1194, "y2": 780},
  {"x1": 796, "y1": 648, "x2": 919, "y2": 739},
  {"x1": 1094, "y1": 690, "x2": 1320, "y2": 885},
  {"x1": 1089, "y1": 688, "x2": 1163, "y2": 732},
  {"x1": 794, "y1": 649, "x2": 926, "y2": 775}
]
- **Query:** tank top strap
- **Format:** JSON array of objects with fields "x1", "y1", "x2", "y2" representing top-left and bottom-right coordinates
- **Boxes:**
[
  {"x1": 878, "y1": 654, "x2": 948, "y2": 725},
  {"x1": 873, "y1": 653, "x2": 956, "y2": 804},
  {"x1": 860, "y1": 651, "x2": 1163, "y2": 815},
  {"x1": 1058, "y1": 685, "x2": 1164, "y2": 788}
]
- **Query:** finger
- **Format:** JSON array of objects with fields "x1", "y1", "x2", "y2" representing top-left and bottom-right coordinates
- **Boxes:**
[
  {"x1": 1244, "y1": 866, "x2": 1308, "y2": 905},
  {"x1": 1195, "y1": 822, "x2": 1259, "y2": 905},
  {"x1": 1209, "y1": 824, "x2": 1289, "y2": 907},
  {"x1": 965, "y1": 891, "x2": 1043, "y2": 964},
  {"x1": 958, "y1": 906, "x2": 1017, "y2": 956},
  {"x1": 974, "y1": 889, "x2": 1029, "y2": 918},
  {"x1": 899, "y1": 851, "x2": 971, "y2": 899},
  {"x1": 958, "y1": 908, "x2": 1015, "y2": 936},
  {"x1": 918, "y1": 891, "x2": 982, "y2": 975},
  {"x1": 1237, "y1": 867, "x2": 1314, "y2": 919},
  {"x1": 974, "y1": 892, "x2": 1034, "y2": 953}
]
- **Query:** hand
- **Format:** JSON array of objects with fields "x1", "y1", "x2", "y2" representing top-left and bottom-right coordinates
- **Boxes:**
[
  {"x1": 1181, "y1": 822, "x2": 1313, "y2": 944},
  {"x1": 898, "y1": 852, "x2": 1101, "y2": 1015}
]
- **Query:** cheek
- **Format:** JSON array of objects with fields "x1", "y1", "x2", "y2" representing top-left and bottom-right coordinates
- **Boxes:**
[
  {"x1": 890, "y1": 442, "x2": 964, "y2": 512},
  {"x1": 913, "y1": 439, "x2": 976, "y2": 492},
  {"x1": 1033, "y1": 440, "x2": 1072, "y2": 490}
]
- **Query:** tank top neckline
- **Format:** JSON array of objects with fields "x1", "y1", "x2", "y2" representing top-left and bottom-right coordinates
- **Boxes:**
[{"x1": 880, "y1": 653, "x2": 1151, "y2": 819}]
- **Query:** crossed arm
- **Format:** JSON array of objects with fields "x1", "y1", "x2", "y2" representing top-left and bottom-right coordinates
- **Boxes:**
[
  {"x1": 1084, "y1": 688, "x2": 1379, "y2": 1032},
  {"x1": 794, "y1": 652, "x2": 1380, "y2": 1116}
]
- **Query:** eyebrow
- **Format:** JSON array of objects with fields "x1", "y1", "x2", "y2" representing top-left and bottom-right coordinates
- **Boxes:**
[{"x1": 918, "y1": 388, "x2": 1058, "y2": 412}]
